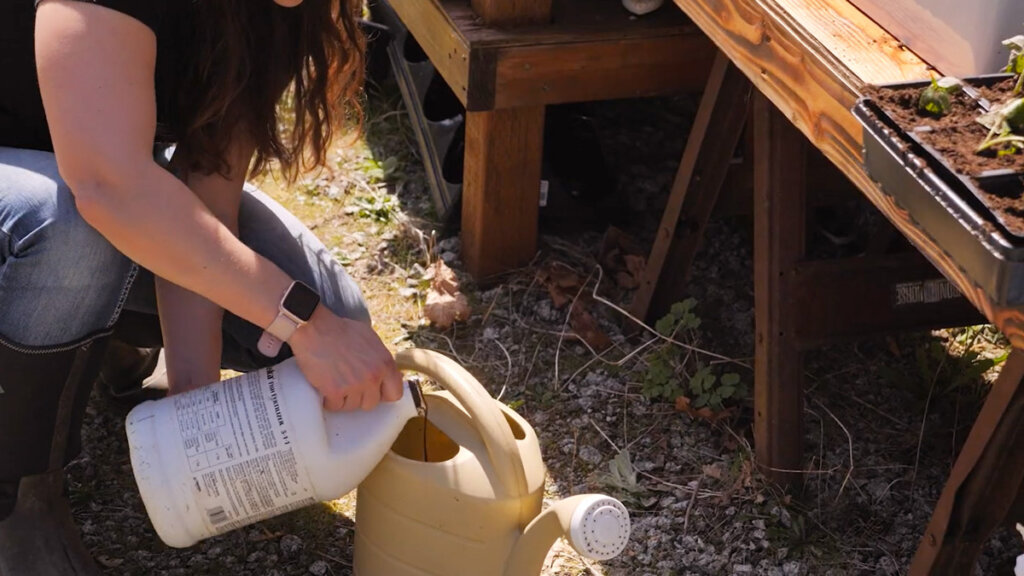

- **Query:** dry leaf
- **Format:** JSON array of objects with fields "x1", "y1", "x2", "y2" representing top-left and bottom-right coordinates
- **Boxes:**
[
  {"x1": 538, "y1": 262, "x2": 583, "y2": 309},
  {"x1": 674, "y1": 395, "x2": 735, "y2": 423},
  {"x1": 547, "y1": 284, "x2": 572, "y2": 309},
  {"x1": 569, "y1": 303, "x2": 611, "y2": 351},
  {"x1": 702, "y1": 462, "x2": 724, "y2": 480},
  {"x1": 429, "y1": 259, "x2": 460, "y2": 295},
  {"x1": 599, "y1": 227, "x2": 647, "y2": 290},
  {"x1": 625, "y1": 253, "x2": 646, "y2": 282},
  {"x1": 424, "y1": 290, "x2": 470, "y2": 329},
  {"x1": 546, "y1": 263, "x2": 582, "y2": 289}
]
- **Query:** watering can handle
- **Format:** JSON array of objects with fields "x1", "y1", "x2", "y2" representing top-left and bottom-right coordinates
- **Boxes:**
[{"x1": 395, "y1": 349, "x2": 529, "y2": 500}]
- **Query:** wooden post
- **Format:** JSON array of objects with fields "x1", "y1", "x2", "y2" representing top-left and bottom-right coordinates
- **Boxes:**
[
  {"x1": 909, "y1": 350, "x2": 1024, "y2": 575},
  {"x1": 462, "y1": 107, "x2": 546, "y2": 278},
  {"x1": 460, "y1": 0, "x2": 551, "y2": 280},
  {"x1": 752, "y1": 92, "x2": 806, "y2": 486}
]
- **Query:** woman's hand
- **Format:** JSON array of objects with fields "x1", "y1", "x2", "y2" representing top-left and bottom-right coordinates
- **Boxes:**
[{"x1": 288, "y1": 306, "x2": 403, "y2": 412}]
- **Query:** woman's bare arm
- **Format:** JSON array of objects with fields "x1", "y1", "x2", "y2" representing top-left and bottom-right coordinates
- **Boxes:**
[
  {"x1": 155, "y1": 139, "x2": 251, "y2": 394},
  {"x1": 35, "y1": 0, "x2": 402, "y2": 410}
]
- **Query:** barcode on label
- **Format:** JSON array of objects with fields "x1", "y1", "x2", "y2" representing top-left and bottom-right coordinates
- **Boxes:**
[{"x1": 207, "y1": 506, "x2": 228, "y2": 526}]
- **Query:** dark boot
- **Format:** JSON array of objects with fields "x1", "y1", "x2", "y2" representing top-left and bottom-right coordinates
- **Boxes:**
[
  {"x1": 0, "y1": 331, "x2": 111, "y2": 576},
  {"x1": 97, "y1": 339, "x2": 167, "y2": 402},
  {"x1": 98, "y1": 310, "x2": 167, "y2": 403}
]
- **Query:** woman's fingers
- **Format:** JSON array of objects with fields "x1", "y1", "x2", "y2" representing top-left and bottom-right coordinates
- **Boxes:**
[
  {"x1": 323, "y1": 390, "x2": 348, "y2": 412},
  {"x1": 380, "y1": 365, "x2": 404, "y2": 403},
  {"x1": 361, "y1": 383, "x2": 382, "y2": 412}
]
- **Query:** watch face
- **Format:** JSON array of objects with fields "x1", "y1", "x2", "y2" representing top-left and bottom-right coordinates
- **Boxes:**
[{"x1": 283, "y1": 281, "x2": 321, "y2": 321}]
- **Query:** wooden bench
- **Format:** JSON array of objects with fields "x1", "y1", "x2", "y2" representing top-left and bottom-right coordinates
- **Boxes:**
[{"x1": 659, "y1": 0, "x2": 1024, "y2": 573}]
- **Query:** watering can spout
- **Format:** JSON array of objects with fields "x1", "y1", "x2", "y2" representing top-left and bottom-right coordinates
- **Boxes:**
[{"x1": 505, "y1": 494, "x2": 631, "y2": 576}]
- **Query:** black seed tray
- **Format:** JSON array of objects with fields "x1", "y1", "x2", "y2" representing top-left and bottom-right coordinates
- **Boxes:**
[{"x1": 853, "y1": 77, "x2": 1024, "y2": 307}]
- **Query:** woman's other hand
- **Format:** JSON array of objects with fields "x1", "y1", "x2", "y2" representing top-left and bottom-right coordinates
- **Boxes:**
[{"x1": 288, "y1": 306, "x2": 403, "y2": 412}]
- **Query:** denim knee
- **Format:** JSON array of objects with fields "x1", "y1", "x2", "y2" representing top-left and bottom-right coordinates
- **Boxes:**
[{"x1": 0, "y1": 148, "x2": 135, "y2": 346}]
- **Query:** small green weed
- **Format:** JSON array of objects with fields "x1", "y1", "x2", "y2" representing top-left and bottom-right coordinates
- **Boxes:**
[
  {"x1": 881, "y1": 326, "x2": 1007, "y2": 402},
  {"x1": 641, "y1": 298, "x2": 747, "y2": 413},
  {"x1": 348, "y1": 193, "x2": 397, "y2": 223}
]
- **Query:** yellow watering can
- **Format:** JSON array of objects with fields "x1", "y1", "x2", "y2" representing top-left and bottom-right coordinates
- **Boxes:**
[{"x1": 354, "y1": 348, "x2": 631, "y2": 575}]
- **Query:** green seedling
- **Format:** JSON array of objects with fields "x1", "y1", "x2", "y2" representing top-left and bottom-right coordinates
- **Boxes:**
[
  {"x1": 977, "y1": 97, "x2": 1024, "y2": 153},
  {"x1": 1003, "y1": 34, "x2": 1024, "y2": 94},
  {"x1": 918, "y1": 76, "x2": 962, "y2": 116}
]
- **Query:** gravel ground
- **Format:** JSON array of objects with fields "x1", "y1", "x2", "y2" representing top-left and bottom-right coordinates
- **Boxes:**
[{"x1": 68, "y1": 78, "x2": 1024, "y2": 575}]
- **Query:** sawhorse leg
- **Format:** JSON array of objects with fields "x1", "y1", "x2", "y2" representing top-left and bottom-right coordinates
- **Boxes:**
[
  {"x1": 630, "y1": 51, "x2": 752, "y2": 322},
  {"x1": 910, "y1": 349, "x2": 1024, "y2": 575},
  {"x1": 752, "y1": 92, "x2": 806, "y2": 486}
]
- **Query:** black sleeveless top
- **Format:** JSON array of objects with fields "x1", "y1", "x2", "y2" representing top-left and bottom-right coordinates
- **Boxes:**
[{"x1": 0, "y1": 0, "x2": 188, "y2": 151}]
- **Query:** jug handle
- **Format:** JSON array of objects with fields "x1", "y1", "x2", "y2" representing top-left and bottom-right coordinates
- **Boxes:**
[{"x1": 395, "y1": 349, "x2": 529, "y2": 501}]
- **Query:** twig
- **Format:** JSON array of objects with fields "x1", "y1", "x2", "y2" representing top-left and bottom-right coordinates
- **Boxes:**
[
  {"x1": 315, "y1": 551, "x2": 352, "y2": 567},
  {"x1": 480, "y1": 291, "x2": 500, "y2": 326},
  {"x1": 522, "y1": 341, "x2": 543, "y2": 386},
  {"x1": 636, "y1": 470, "x2": 723, "y2": 500},
  {"x1": 494, "y1": 338, "x2": 513, "y2": 401},
  {"x1": 588, "y1": 266, "x2": 750, "y2": 369},
  {"x1": 623, "y1": 422, "x2": 661, "y2": 452},
  {"x1": 588, "y1": 417, "x2": 621, "y2": 452},
  {"x1": 913, "y1": 352, "x2": 948, "y2": 485},
  {"x1": 417, "y1": 333, "x2": 472, "y2": 367},
  {"x1": 553, "y1": 270, "x2": 595, "y2": 389},
  {"x1": 845, "y1": 393, "x2": 908, "y2": 429},
  {"x1": 560, "y1": 337, "x2": 658, "y2": 391},
  {"x1": 811, "y1": 399, "x2": 856, "y2": 502},
  {"x1": 682, "y1": 477, "x2": 702, "y2": 532}
]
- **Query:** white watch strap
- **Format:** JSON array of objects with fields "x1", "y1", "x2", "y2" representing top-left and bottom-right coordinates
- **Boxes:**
[{"x1": 257, "y1": 312, "x2": 300, "y2": 357}]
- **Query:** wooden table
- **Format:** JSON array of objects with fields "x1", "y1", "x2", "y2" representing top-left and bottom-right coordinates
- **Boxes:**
[
  {"x1": 383, "y1": 0, "x2": 715, "y2": 279},
  {"x1": 662, "y1": 0, "x2": 1024, "y2": 573}
]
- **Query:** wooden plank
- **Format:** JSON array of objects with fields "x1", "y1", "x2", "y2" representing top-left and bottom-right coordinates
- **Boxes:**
[
  {"x1": 752, "y1": 93, "x2": 806, "y2": 486},
  {"x1": 461, "y1": 107, "x2": 546, "y2": 279},
  {"x1": 389, "y1": 0, "x2": 711, "y2": 111},
  {"x1": 471, "y1": 0, "x2": 552, "y2": 25},
  {"x1": 388, "y1": 0, "x2": 472, "y2": 102},
  {"x1": 448, "y1": 0, "x2": 695, "y2": 48},
  {"x1": 631, "y1": 53, "x2": 752, "y2": 321},
  {"x1": 845, "y1": 0, "x2": 1002, "y2": 77},
  {"x1": 909, "y1": 350, "x2": 1024, "y2": 575},
  {"x1": 790, "y1": 254, "x2": 984, "y2": 347},
  {"x1": 771, "y1": 0, "x2": 932, "y2": 85},
  {"x1": 671, "y1": 0, "x2": 1024, "y2": 347},
  {"x1": 486, "y1": 33, "x2": 715, "y2": 110}
]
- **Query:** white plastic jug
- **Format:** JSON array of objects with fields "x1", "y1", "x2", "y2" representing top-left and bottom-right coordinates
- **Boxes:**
[{"x1": 125, "y1": 357, "x2": 424, "y2": 548}]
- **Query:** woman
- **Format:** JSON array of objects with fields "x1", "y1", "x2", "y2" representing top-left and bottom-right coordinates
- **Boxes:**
[{"x1": 0, "y1": 0, "x2": 402, "y2": 573}]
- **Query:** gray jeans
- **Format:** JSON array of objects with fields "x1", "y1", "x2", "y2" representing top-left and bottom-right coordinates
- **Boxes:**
[{"x1": 0, "y1": 146, "x2": 369, "y2": 370}]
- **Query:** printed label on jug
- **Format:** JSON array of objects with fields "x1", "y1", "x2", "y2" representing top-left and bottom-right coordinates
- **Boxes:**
[{"x1": 173, "y1": 366, "x2": 316, "y2": 535}]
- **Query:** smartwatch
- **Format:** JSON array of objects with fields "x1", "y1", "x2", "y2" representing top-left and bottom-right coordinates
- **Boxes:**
[{"x1": 257, "y1": 281, "x2": 321, "y2": 357}]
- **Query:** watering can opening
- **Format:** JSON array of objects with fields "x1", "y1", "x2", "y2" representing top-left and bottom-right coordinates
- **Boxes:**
[
  {"x1": 388, "y1": 399, "x2": 528, "y2": 463},
  {"x1": 390, "y1": 415, "x2": 459, "y2": 463}
]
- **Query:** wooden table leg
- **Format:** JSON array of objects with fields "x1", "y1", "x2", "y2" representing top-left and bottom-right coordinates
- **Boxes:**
[
  {"x1": 629, "y1": 50, "x2": 752, "y2": 323},
  {"x1": 459, "y1": 0, "x2": 550, "y2": 281},
  {"x1": 753, "y1": 92, "x2": 806, "y2": 486},
  {"x1": 909, "y1": 349, "x2": 1024, "y2": 575},
  {"x1": 461, "y1": 107, "x2": 546, "y2": 279}
]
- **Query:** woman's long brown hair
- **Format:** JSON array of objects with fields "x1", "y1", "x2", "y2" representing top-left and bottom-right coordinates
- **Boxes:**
[{"x1": 172, "y1": 0, "x2": 364, "y2": 181}]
